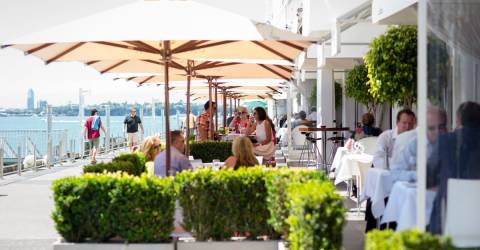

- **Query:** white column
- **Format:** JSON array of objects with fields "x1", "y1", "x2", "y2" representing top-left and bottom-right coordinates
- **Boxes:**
[
  {"x1": 287, "y1": 82, "x2": 293, "y2": 156},
  {"x1": 267, "y1": 99, "x2": 274, "y2": 119},
  {"x1": 416, "y1": 0, "x2": 427, "y2": 231},
  {"x1": 316, "y1": 67, "x2": 334, "y2": 127}
]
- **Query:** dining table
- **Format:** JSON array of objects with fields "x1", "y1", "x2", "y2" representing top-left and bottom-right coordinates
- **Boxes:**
[
  {"x1": 299, "y1": 126, "x2": 350, "y2": 170},
  {"x1": 381, "y1": 181, "x2": 437, "y2": 231}
]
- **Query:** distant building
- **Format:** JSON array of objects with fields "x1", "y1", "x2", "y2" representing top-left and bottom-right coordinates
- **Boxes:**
[
  {"x1": 37, "y1": 100, "x2": 48, "y2": 111},
  {"x1": 27, "y1": 89, "x2": 35, "y2": 110}
]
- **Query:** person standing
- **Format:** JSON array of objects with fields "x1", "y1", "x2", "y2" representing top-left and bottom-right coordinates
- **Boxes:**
[
  {"x1": 84, "y1": 108, "x2": 106, "y2": 164},
  {"x1": 124, "y1": 108, "x2": 144, "y2": 151},
  {"x1": 196, "y1": 101, "x2": 216, "y2": 141}
]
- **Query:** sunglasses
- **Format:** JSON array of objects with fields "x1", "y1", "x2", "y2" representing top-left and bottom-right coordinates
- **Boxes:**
[
  {"x1": 240, "y1": 112, "x2": 247, "y2": 114},
  {"x1": 153, "y1": 144, "x2": 161, "y2": 149}
]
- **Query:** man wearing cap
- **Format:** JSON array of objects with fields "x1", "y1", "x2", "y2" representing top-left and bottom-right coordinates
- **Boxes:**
[{"x1": 124, "y1": 108, "x2": 144, "y2": 151}]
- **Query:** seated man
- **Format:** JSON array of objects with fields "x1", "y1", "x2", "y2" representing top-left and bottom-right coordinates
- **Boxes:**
[
  {"x1": 428, "y1": 101, "x2": 480, "y2": 234},
  {"x1": 373, "y1": 109, "x2": 416, "y2": 169},
  {"x1": 293, "y1": 111, "x2": 310, "y2": 128},
  {"x1": 390, "y1": 106, "x2": 447, "y2": 182},
  {"x1": 154, "y1": 130, "x2": 192, "y2": 177}
]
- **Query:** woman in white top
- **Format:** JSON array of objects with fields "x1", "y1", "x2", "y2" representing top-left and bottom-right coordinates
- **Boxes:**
[{"x1": 245, "y1": 107, "x2": 276, "y2": 161}]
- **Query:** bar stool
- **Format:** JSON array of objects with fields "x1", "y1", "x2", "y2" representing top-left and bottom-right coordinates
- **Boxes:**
[{"x1": 298, "y1": 132, "x2": 322, "y2": 168}]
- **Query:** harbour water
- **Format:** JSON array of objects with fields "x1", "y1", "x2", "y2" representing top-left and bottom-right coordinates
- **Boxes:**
[{"x1": 0, "y1": 115, "x2": 186, "y2": 160}]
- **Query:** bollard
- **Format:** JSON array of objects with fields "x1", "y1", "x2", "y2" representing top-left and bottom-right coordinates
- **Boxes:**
[
  {"x1": 17, "y1": 144, "x2": 22, "y2": 175},
  {"x1": 0, "y1": 148, "x2": 4, "y2": 179}
]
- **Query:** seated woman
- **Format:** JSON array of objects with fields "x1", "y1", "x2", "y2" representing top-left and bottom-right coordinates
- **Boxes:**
[
  {"x1": 228, "y1": 106, "x2": 251, "y2": 134},
  {"x1": 351, "y1": 113, "x2": 382, "y2": 140},
  {"x1": 224, "y1": 136, "x2": 259, "y2": 170},
  {"x1": 139, "y1": 136, "x2": 162, "y2": 176},
  {"x1": 245, "y1": 107, "x2": 276, "y2": 161}
]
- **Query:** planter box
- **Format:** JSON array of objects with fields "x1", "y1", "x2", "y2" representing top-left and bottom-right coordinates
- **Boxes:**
[
  {"x1": 53, "y1": 240, "x2": 174, "y2": 250},
  {"x1": 177, "y1": 240, "x2": 281, "y2": 250}
]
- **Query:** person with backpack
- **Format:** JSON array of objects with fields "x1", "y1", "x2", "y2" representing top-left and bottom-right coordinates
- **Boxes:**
[{"x1": 84, "y1": 108, "x2": 106, "y2": 164}]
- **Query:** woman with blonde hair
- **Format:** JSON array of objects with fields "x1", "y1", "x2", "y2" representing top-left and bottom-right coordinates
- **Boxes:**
[
  {"x1": 224, "y1": 136, "x2": 259, "y2": 170},
  {"x1": 229, "y1": 106, "x2": 251, "y2": 134},
  {"x1": 139, "y1": 136, "x2": 162, "y2": 176}
]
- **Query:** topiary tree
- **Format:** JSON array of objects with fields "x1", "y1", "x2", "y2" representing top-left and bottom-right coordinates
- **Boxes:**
[
  {"x1": 345, "y1": 64, "x2": 377, "y2": 113},
  {"x1": 364, "y1": 25, "x2": 417, "y2": 108}
]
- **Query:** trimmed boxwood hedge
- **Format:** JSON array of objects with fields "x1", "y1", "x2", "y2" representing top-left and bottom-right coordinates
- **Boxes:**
[
  {"x1": 174, "y1": 167, "x2": 275, "y2": 241},
  {"x1": 265, "y1": 168, "x2": 328, "y2": 236},
  {"x1": 53, "y1": 167, "x2": 346, "y2": 246},
  {"x1": 51, "y1": 173, "x2": 175, "y2": 243},
  {"x1": 286, "y1": 180, "x2": 345, "y2": 250},
  {"x1": 83, "y1": 152, "x2": 146, "y2": 176},
  {"x1": 365, "y1": 230, "x2": 453, "y2": 250},
  {"x1": 189, "y1": 141, "x2": 232, "y2": 163}
]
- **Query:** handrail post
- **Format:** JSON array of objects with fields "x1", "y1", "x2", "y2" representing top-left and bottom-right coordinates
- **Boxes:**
[
  {"x1": 0, "y1": 148, "x2": 4, "y2": 179},
  {"x1": 17, "y1": 144, "x2": 22, "y2": 175},
  {"x1": 33, "y1": 142, "x2": 37, "y2": 172},
  {"x1": 47, "y1": 105, "x2": 53, "y2": 168}
]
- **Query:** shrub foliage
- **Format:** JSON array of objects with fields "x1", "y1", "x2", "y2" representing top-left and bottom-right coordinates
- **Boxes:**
[
  {"x1": 189, "y1": 141, "x2": 232, "y2": 163},
  {"x1": 364, "y1": 25, "x2": 417, "y2": 107},
  {"x1": 286, "y1": 180, "x2": 346, "y2": 250},
  {"x1": 83, "y1": 153, "x2": 146, "y2": 176},
  {"x1": 51, "y1": 174, "x2": 175, "y2": 243},
  {"x1": 174, "y1": 167, "x2": 274, "y2": 241},
  {"x1": 264, "y1": 168, "x2": 327, "y2": 236},
  {"x1": 365, "y1": 230, "x2": 453, "y2": 250}
]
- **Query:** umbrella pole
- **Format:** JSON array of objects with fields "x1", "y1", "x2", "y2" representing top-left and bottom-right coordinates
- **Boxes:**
[
  {"x1": 208, "y1": 78, "x2": 213, "y2": 140},
  {"x1": 229, "y1": 95, "x2": 233, "y2": 118},
  {"x1": 185, "y1": 60, "x2": 192, "y2": 156},
  {"x1": 214, "y1": 82, "x2": 218, "y2": 132},
  {"x1": 223, "y1": 88, "x2": 227, "y2": 128},
  {"x1": 163, "y1": 41, "x2": 171, "y2": 176}
]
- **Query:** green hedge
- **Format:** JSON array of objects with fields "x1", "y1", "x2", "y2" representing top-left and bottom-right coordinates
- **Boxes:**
[
  {"x1": 52, "y1": 174, "x2": 175, "y2": 243},
  {"x1": 189, "y1": 141, "x2": 232, "y2": 163},
  {"x1": 175, "y1": 167, "x2": 275, "y2": 241},
  {"x1": 83, "y1": 153, "x2": 146, "y2": 176},
  {"x1": 365, "y1": 230, "x2": 453, "y2": 250},
  {"x1": 286, "y1": 180, "x2": 345, "y2": 250},
  {"x1": 265, "y1": 168, "x2": 327, "y2": 236}
]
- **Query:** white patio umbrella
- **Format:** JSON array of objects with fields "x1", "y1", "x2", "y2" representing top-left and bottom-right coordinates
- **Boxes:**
[{"x1": 1, "y1": 0, "x2": 310, "y2": 175}]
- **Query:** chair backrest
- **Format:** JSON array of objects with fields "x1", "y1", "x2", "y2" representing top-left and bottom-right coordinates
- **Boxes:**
[
  {"x1": 444, "y1": 179, "x2": 480, "y2": 248},
  {"x1": 292, "y1": 125, "x2": 308, "y2": 148},
  {"x1": 355, "y1": 136, "x2": 378, "y2": 155}
]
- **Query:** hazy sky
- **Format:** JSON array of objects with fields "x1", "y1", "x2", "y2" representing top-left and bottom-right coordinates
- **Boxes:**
[{"x1": 0, "y1": 48, "x2": 180, "y2": 108}]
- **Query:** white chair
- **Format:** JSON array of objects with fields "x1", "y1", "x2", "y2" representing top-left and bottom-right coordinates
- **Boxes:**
[
  {"x1": 444, "y1": 179, "x2": 480, "y2": 248},
  {"x1": 355, "y1": 136, "x2": 378, "y2": 155},
  {"x1": 292, "y1": 125, "x2": 308, "y2": 150}
]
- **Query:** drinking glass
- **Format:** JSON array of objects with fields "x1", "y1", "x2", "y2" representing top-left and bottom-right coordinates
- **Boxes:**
[{"x1": 212, "y1": 159, "x2": 220, "y2": 171}]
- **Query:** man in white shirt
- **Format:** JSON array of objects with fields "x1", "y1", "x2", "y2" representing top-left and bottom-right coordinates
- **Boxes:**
[
  {"x1": 308, "y1": 107, "x2": 317, "y2": 121},
  {"x1": 372, "y1": 109, "x2": 416, "y2": 169},
  {"x1": 390, "y1": 106, "x2": 447, "y2": 182}
]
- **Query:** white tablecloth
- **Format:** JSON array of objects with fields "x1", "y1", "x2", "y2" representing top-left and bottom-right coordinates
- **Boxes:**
[
  {"x1": 222, "y1": 133, "x2": 243, "y2": 141},
  {"x1": 331, "y1": 147, "x2": 348, "y2": 172},
  {"x1": 334, "y1": 153, "x2": 373, "y2": 185},
  {"x1": 361, "y1": 168, "x2": 393, "y2": 218},
  {"x1": 381, "y1": 181, "x2": 436, "y2": 231}
]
